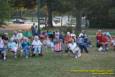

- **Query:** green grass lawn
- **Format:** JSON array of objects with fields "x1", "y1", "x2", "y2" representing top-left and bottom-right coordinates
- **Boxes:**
[{"x1": 0, "y1": 29, "x2": 115, "y2": 77}]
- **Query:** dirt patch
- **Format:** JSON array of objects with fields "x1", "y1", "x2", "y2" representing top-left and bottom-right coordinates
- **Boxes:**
[{"x1": 0, "y1": 23, "x2": 32, "y2": 31}]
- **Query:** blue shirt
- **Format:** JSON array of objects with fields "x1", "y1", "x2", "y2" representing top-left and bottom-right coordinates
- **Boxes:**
[
  {"x1": 8, "y1": 42, "x2": 17, "y2": 49},
  {"x1": 77, "y1": 37, "x2": 86, "y2": 46},
  {"x1": 22, "y1": 42, "x2": 30, "y2": 49}
]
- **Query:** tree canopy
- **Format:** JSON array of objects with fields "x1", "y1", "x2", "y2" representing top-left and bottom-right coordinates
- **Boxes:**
[{"x1": 0, "y1": 0, "x2": 115, "y2": 29}]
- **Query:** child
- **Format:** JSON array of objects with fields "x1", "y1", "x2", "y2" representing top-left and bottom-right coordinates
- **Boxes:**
[
  {"x1": 68, "y1": 39, "x2": 81, "y2": 59},
  {"x1": 32, "y1": 36, "x2": 43, "y2": 56},
  {"x1": 8, "y1": 38, "x2": 18, "y2": 59},
  {"x1": 21, "y1": 37, "x2": 30, "y2": 58},
  {"x1": 0, "y1": 37, "x2": 6, "y2": 60}
]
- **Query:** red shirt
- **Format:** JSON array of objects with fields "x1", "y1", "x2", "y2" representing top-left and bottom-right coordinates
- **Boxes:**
[
  {"x1": 101, "y1": 35, "x2": 108, "y2": 43},
  {"x1": 64, "y1": 35, "x2": 72, "y2": 43}
]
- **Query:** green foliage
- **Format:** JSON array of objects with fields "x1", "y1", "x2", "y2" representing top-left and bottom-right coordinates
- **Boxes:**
[
  {"x1": 7, "y1": 0, "x2": 115, "y2": 28},
  {"x1": 0, "y1": 0, "x2": 11, "y2": 24},
  {"x1": 9, "y1": 0, "x2": 36, "y2": 9}
]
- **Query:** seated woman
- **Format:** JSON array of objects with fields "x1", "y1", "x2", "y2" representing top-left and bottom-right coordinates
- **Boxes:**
[
  {"x1": 68, "y1": 39, "x2": 81, "y2": 59},
  {"x1": 32, "y1": 36, "x2": 43, "y2": 56},
  {"x1": 8, "y1": 38, "x2": 18, "y2": 59}
]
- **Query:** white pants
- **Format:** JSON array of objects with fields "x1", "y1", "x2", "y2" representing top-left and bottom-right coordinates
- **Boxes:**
[{"x1": 72, "y1": 47, "x2": 81, "y2": 58}]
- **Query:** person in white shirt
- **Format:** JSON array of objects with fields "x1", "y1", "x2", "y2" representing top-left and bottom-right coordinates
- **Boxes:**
[
  {"x1": 79, "y1": 30, "x2": 87, "y2": 38},
  {"x1": 0, "y1": 37, "x2": 6, "y2": 60},
  {"x1": 68, "y1": 39, "x2": 81, "y2": 59},
  {"x1": 8, "y1": 38, "x2": 18, "y2": 59},
  {"x1": 32, "y1": 36, "x2": 43, "y2": 56}
]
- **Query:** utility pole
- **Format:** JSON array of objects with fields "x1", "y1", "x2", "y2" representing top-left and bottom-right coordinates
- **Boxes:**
[{"x1": 37, "y1": 0, "x2": 41, "y2": 33}]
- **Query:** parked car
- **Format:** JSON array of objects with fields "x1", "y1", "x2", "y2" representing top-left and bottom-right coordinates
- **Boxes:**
[{"x1": 12, "y1": 19, "x2": 25, "y2": 24}]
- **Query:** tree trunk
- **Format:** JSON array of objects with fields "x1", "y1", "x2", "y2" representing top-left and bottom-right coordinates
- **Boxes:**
[
  {"x1": 47, "y1": 3, "x2": 53, "y2": 27},
  {"x1": 61, "y1": 16, "x2": 63, "y2": 27},
  {"x1": 75, "y1": 11, "x2": 82, "y2": 34},
  {"x1": 18, "y1": 8, "x2": 22, "y2": 18}
]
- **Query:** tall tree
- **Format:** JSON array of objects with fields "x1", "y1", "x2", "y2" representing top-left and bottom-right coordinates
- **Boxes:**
[
  {"x1": 0, "y1": 0, "x2": 11, "y2": 24},
  {"x1": 9, "y1": 0, "x2": 36, "y2": 18},
  {"x1": 40, "y1": 0, "x2": 63, "y2": 27},
  {"x1": 46, "y1": 0, "x2": 63, "y2": 27},
  {"x1": 65, "y1": 0, "x2": 112, "y2": 32}
]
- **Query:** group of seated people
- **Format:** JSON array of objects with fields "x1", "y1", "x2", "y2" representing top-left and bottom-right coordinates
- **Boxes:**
[
  {"x1": 0, "y1": 29, "x2": 114, "y2": 61},
  {"x1": 96, "y1": 30, "x2": 115, "y2": 52}
]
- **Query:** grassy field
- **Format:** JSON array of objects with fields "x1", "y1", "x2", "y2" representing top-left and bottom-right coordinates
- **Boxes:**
[{"x1": 0, "y1": 30, "x2": 115, "y2": 77}]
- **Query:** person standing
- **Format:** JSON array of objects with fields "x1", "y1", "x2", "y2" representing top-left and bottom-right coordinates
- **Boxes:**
[{"x1": 31, "y1": 23, "x2": 39, "y2": 36}]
